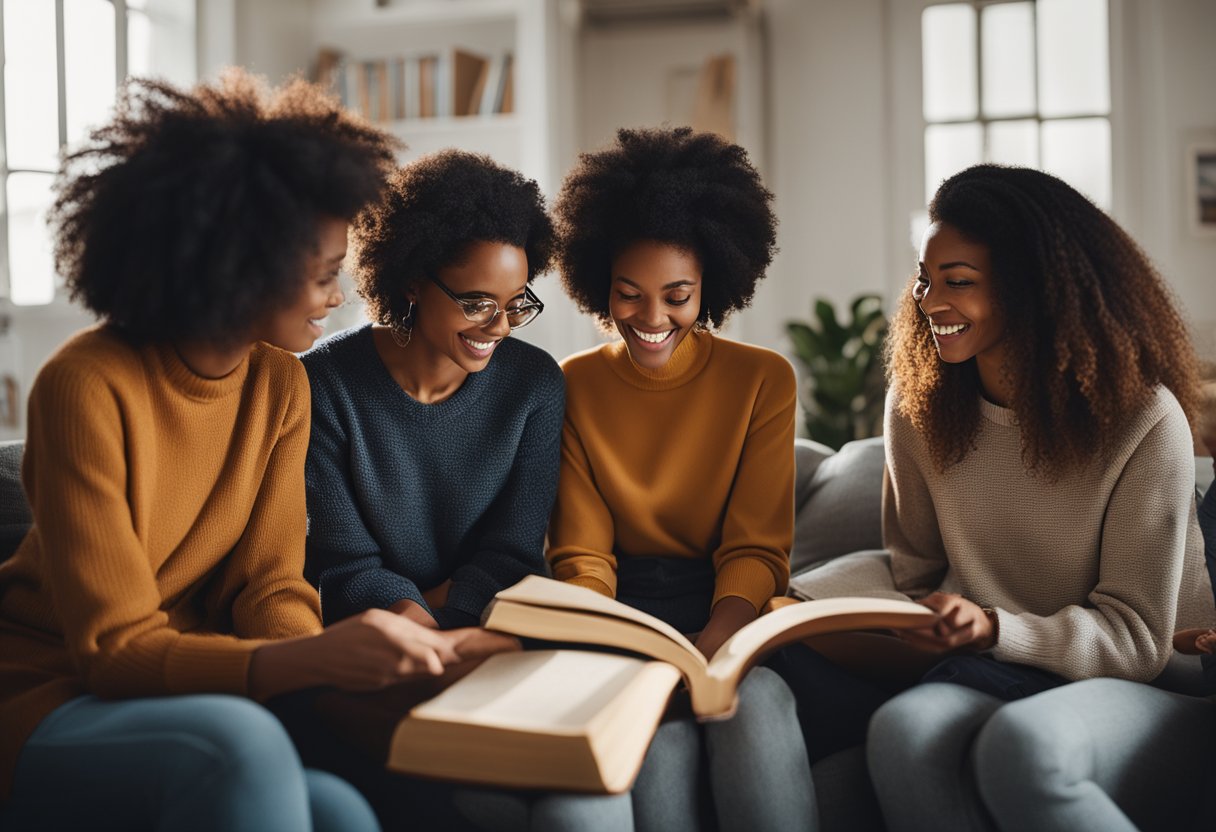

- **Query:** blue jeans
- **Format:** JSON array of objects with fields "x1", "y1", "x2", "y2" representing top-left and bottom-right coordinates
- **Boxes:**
[
  {"x1": 0, "y1": 694, "x2": 378, "y2": 832},
  {"x1": 869, "y1": 679, "x2": 1216, "y2": 832},
  {"x1": 616, "y1": 557, "x2": 817, "y2": 832},
  {"x1": 630, "y1": 667, "x2": 816, "y2": 832},
  {"x1": 1199, "y1": 485, "x2": 1216, "y2": 691},
  {"x1": 974, "y1": 678, "x2": 1216, "y2": 832},
  {"x1": 769, "y1": 645, "x2": 1068, "y2": 762}
]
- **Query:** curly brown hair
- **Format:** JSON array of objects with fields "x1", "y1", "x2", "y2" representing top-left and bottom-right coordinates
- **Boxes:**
[
  {"x1": 50, "y1": 68, "x2": 399, "y2": 345},
  {"x1": 553, "y1": 126, "x2": 777, "y2": 329},
  {"x1": 888, "y1": 164, "x2": 1200, "y2": 476},
  {"x1": 350, "y1": 149, "x2": 555, "y2": 329}
]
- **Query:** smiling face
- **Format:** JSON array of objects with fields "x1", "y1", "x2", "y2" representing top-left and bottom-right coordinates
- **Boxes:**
[
  {"x1": 914, "y1": 221, "x2": 1010, "y2": 400},
  {"x1": 258, "y1": 215, "x2": 347, "y2": 353},
  {"x1": 410, "y1": 240, "x2": 529, "y2": 374},
  {"x1": 608, "y1": 240, "x2": 703, "y2": 370}
]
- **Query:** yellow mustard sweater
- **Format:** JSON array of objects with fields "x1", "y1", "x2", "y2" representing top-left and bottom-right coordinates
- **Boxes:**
[
  {"x1": 547, "y1": 330, "x2": 796, "y2": 613},
  {"x1": 0, "y1": 326, "x2": 323, "y2": 798}
]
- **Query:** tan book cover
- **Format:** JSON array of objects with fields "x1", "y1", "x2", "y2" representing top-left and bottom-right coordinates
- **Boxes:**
[{"x1": 482, "y1": 576, "x2": 937, "y2": 718}]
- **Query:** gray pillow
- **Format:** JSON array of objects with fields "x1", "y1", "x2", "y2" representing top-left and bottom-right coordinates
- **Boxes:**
[
  {"x1": 791, "y1": 435, "x2": 885, "y2": 575},
  {"x1": 0, "y1": 440, "x2": 30, "y2": 562}
]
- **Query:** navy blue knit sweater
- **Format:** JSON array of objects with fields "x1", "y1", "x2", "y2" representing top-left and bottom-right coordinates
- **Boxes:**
[{"x1": 301, "y1": 324, "x2": 564, "y2": 628}]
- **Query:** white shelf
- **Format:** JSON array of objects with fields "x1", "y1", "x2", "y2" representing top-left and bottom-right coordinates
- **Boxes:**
[
  {"x1": 384, "y1": 113, "x2": 520, "y2": 135},
  {"x1": 316, "y1": 0, "x2": 522, "y2": 30}
]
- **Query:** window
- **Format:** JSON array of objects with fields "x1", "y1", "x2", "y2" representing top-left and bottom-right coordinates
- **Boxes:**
[
  {"x1": 0, "y1": 0, "x2": 196, "y2": 305},
  {"x1": 921, "y1": 0, "x2": 1111, "y2": 209}
]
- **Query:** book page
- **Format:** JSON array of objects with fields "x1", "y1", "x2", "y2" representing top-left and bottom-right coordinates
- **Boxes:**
[
  {"x1": 706, "y1": 596, "x2": 937, "y2": 687},
  {"x1": 483, "y1": 600, "x2": 710, "y2": 684},
  {"x1": 410, "y1": 650, "x2": 677, "y2": 733},
  {"x1": 492, "y1": 576, "x2": 701, "y2": 658}
]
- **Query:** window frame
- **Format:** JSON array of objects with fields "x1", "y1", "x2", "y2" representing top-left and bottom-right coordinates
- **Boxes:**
[
  {"x1": 921, "y1": 0, "x2": 1113, "y2": 205},
  {"x1": 0, "y1": 0, "x2": 152, "y2": 305}
]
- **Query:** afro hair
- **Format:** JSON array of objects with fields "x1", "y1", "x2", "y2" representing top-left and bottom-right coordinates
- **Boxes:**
[
  {"x1": 350, "y1": 149, "x2": 555, "y2": 328},
  {"x1": 553, "y1": 126, "x2": 777, "y2": 329},
  {"x1": 50, "y1": 68, "x2": 400, "y2": 346}
]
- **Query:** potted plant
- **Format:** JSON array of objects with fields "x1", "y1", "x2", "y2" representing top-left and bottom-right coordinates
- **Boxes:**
[{"x1": 786, "y1": 294, "x2": 888, "y2": 450}]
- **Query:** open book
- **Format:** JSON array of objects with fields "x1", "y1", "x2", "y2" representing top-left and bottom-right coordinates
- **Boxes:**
[
  {"x1": 482, "y1": 575, "x2": 937, "y2": 717},
  {"x1": 386, "y1": 576, "x2": 936, "y2": 793}
]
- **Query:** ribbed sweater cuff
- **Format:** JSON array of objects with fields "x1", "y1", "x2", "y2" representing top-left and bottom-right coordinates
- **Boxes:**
[
  {"x1": 713, "y1": 559, "x2": 778, "y2": 613},
  {"x1": 165, "y1": 638, "x2": 263, "y2": 695},
  {"x1": 566, "y1": 574, "x2": 615, "y2": 598}
]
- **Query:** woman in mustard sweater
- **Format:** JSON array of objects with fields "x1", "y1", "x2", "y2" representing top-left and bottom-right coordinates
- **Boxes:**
[
  {"x1": 548, "y1": 127, "x2": 815, "y2": 832},
  {"x1": 0, "y1": 71, "x2": 515, "y2": 831}
]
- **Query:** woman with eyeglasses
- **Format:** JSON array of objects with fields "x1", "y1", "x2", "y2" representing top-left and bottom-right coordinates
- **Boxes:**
[
  {"x1": 302, "y1": 148, "x2": 559, "y2": 632},
  {"x1": 299, "y1": 151, "x2": 637, "y2": 829}
]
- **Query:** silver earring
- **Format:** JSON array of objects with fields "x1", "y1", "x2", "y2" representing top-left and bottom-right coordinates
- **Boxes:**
[{"x1": 390, "y1": 300, "x2": 415, "y2": 348}]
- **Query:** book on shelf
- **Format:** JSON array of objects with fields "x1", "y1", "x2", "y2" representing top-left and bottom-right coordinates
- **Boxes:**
[
  {"x1": 452, "y1": 48, "x2": 490, "y2": 117},
  {"x1": 384, "y1": 576, "x2": 936, "y2": 793}
]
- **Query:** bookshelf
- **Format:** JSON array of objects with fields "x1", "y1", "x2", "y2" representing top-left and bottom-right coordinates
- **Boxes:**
[
  {"x1": 308, "y1": 0, "x2": 594, "y2": 361},
  {"x1": 311, "y1": 0, "x2": 551, "y2": 188}
]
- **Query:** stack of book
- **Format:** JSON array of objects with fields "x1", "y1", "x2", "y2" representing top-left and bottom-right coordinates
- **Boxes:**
[{"x1": 315, "y1": 47, "x2": 514, "y2": 123}]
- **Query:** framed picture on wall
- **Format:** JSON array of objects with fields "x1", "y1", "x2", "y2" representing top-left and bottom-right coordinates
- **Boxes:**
[{"x1": 1187, "y1": 143, "x2": 1216, "y2": 236}]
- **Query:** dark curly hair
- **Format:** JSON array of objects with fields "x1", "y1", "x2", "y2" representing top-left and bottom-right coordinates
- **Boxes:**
[
  {"x1": 50, "y1": 68, "x2": 399, "y2": 345},
  {"x1": 350, "y1": 149, "x2": 555, "y2": 328},
  {"x1": 888, "y1": 164, "x2": 1200, "y2": 477},
  {"x1": 553, "y1": 126, "x2": 777, "y2": 329}
]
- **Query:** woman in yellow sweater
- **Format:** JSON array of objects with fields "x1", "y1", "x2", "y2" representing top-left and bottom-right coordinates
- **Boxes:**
[
  {"x1": 0, "y1": 71, "x2": 514, "y2": 831},
  {"x1": 548, "y1": 127, "x2": 815, "y2": 832}
]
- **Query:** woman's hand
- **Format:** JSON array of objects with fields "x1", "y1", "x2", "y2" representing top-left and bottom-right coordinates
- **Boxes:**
[
  {"x1": 694, "y1": 596, "x2": 758, "y2": 660},
  {"x1": 390, "y1": 598, "x2": 440, "y2": 629},
  {"x1": 250, "y1": 608, "x2": 470, "y2": 699},
  {"x1": 1173, "y1": 627, "x2": 1216, "y2": 655},
  {"x1": 899, "y1": 592, "x2": 996, "y2": 653}
]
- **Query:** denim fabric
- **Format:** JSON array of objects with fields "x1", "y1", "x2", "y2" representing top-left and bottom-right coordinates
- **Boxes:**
[
  {"x1": 920, "y1": 654, "x2": 1068, "y2": 699},
  {"x1": 1199, "y1": 485, "x2": 1216, "y2": 691},
  {"x1": 630, "y1": 668, "x2": 816, "y2": 832},
  {"x1": 616, "y1": 556, "x2": 716, "y2": 635},
  {"x1": 975, "y1": 679, "x2": 1216, "y2": 832},
  {"x1": 770, "y1": 646, "x2": 1065, "y2": 764},
  {"x1": 0, "y1": 694, "x2": 378, "y2": 832}
]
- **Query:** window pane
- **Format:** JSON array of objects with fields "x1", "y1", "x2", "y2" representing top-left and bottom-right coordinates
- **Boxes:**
[
  {"x1": 987, "y1": 120, "x2": 1039, "y2": 167},
  {"x1": 925, "y1": 122, "x2": 983, "y2": 204},
  {"x1": 127, "y1": 1, "x2": 197, "y2": 87},
  {"x1": 6, "y1": 172, "x2": 57, "y2": 306},
  {"x1": 3, "y1": 0, "x2": 60, "y2": 170},
  {"x1": 1037, "y1": 0, "x2": 1109, "y2": 116},
  {"x1": 128, "y1": 11, "x2": 152, "y2": 79},
  {"x1": 64, "y1": 0, "x2": 118, "y2": 149},
  {"x1": 1041, "y1": 118, "x2": 1111, "y2": 209},
  {"x1": 981, "y1": 2, "x2": 1035, "y2": 118},
  {"x1": 922, "y1": 4, "x2": 976, "y2": 122}
]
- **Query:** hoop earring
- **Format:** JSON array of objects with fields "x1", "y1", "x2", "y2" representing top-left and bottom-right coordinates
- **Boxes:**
[{"x1": 390, "y1": 300, "x2": 415, "y2": 348}]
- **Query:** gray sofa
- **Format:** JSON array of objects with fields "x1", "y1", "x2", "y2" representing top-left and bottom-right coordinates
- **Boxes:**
[{"x1": 2, "y1": 435, "x2": 1208, "y2": 830}]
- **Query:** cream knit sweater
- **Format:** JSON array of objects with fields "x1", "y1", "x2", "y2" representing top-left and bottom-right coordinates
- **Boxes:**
[{"x1": 792, "y1": 386, "x2": 1215, "y2": 683}]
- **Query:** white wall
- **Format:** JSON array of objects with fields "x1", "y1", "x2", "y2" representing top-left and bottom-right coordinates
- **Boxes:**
[
  {"x1": 1119, "y1": 0, "x2": 1216, "y2": 361},
  {"x1": 4, "y1": 0, "x2": 1213, "y2": 439},
  {"x1": 759, "y1": 0, "x2": 890, "y2": 353}
]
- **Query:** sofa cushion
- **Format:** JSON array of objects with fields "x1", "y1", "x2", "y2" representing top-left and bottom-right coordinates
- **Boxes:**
[
  {"x1": 0, "y1": 439, "x2": 29, "y2": 562},
  {"x1": 791, "y1": 436, "x2": 885, "y2": 576}
]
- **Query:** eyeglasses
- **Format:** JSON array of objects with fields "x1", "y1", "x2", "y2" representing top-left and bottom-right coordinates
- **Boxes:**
[{"x1": 428, "y1": 274, "x2": 545, "y2": 330}]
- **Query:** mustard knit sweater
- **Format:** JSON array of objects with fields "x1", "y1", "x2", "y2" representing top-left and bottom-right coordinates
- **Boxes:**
[
  {"x1": 547, "y1": 331, "x2": 796, "y2": 613},
  {"x1": 0, "y1": 326, "x2": 323, "y2": 798}
]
